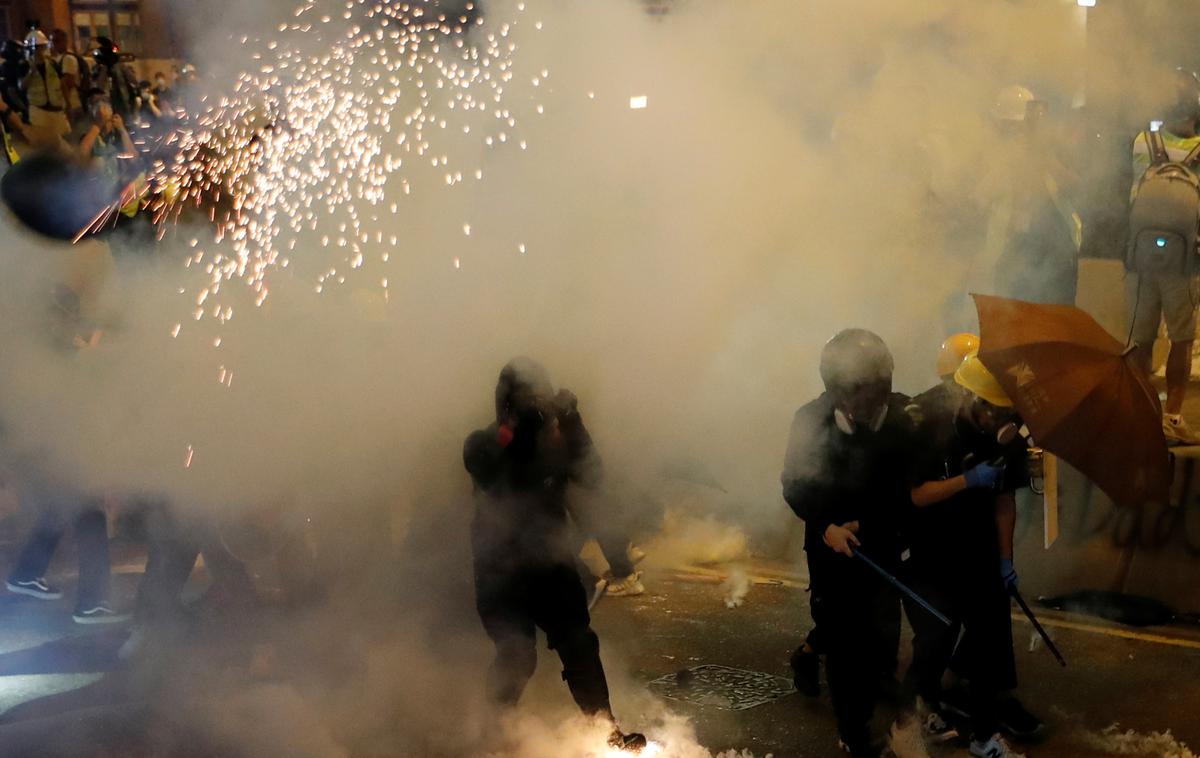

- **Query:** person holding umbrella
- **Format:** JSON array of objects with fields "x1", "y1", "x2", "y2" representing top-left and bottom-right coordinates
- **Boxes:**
[
  {"x1": 781, "y1": 329, "x2": 925, "y2": 758},
  {"x1": 906, "y1": 351, "x2": 1041, "y2": 757}
]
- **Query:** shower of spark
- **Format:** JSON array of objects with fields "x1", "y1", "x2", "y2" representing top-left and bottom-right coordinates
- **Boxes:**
[{"x1": 153, "y1": 0, "x2": 544, "y2": 326}]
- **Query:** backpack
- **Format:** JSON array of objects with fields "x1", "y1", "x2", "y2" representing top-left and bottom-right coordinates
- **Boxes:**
[
  {"x1": 66, "y1": 52, "x2": 92, "y2": 94},
  {"x1": 1127, "y1": 128, "x2": 1200, "y2": 275}
]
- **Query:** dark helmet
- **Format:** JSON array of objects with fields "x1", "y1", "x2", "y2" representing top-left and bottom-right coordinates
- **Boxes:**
[
  {"x1": 495, "y1": 356, "x2": 554, "y2": 423},
  {"x1": 819, "y1": 329, "x2": 894, "y2": 392},
  {"x1": 1, "y1": 39, "x2": 20, "y2": 60}
]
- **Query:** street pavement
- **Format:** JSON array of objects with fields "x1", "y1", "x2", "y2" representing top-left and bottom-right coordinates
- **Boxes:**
[
  {"x1": 0, "y1": 535, "x2": 1197, "y2": 756},
  {"x1": 590, "y1": 562, "x2": 1200, "y2": 758}
]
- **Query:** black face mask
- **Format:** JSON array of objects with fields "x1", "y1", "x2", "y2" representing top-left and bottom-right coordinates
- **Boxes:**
[{"x1": 515, "y1": 405, "x2": 547, "y2": 435}]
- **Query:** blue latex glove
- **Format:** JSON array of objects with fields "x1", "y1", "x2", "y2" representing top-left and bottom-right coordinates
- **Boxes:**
[
  {"x1": 964, "y1": 461, "x2": 1004, "y2": 490},
  {"x1": 1000, "y1": 557, "x2": 1018, "y2": 590}
]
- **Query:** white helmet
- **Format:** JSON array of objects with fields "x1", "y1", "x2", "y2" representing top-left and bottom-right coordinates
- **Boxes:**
[
  {"x1": 23, "y1": 30, "x2": 49, "y2": 50},
  {"x1": 992, "y1": 84, "x2": 1036, "y2": 122}
]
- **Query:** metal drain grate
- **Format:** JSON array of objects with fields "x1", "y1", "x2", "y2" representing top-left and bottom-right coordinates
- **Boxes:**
[{"x1": 647, "y1": 665, "x2": 796, "y2": 711}]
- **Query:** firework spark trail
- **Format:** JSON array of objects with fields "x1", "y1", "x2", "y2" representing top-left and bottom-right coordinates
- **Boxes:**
[{"x1": 155, "y1": 0, "x2": 544, "y2": 327}]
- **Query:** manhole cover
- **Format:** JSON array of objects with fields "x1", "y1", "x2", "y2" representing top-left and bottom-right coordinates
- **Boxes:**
[{"x1": 647, "y1": 665, "x2": 795, "y2": 710}]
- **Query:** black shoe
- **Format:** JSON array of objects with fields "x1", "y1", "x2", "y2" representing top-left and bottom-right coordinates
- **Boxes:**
[
  {"x1": 790, "y1": 645, "x2": 820, "y2": 697},
  {"x1": 837, "y1": 735, "x2": 887, "y2": 758},
  {"x1": 996, "y1": 697, "x2": 1044, "y2": 740},
  {"x1": 939, "y1": 684, "x2": 973, "y2": 721},
  {"x1": 6, "y1": 577, "x2": 63, "y2": 600},
  {"x1": 608, "y1": 730, "x2": 648, "y2": 753}
]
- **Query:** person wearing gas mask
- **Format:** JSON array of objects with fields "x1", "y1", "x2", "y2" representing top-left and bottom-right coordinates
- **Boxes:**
[
  {"x1": 903, "y1": 333, "x2": 980, "y2": 436},
  {"x1": 79, "y1": 92, "x2": 135, "y2": 183},
  {"x1": 90, "y1": 37, "x2": 135, "y2": 119},
  {"x1": 462, "y1": 357, "x2": 646, "y2": 753},
  {"x1": 781, "y1": 330, "x2": 921, "y2": 758},
  {"x1": 905, "y1": 351, "x2": 1041, "y2": 758}
]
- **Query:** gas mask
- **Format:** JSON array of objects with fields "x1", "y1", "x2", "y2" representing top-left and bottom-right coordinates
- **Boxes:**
[
  {"x1": 995, "y1": 421, "x2": 1020, "y2": 446},
  {"x1": 833, "y1": 404, "x2": 888, "y2": 435}
]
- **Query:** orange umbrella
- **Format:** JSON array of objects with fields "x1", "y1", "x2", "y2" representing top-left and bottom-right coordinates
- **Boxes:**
[{"x1": 973, "y1": 294, "x2": 1171, "y2": 505}]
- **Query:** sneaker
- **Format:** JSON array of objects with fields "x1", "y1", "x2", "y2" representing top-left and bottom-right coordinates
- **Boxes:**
[
  {"x1": 73, "y1": 604, "x2": 132, "y2": 625},
  {"x1": 970, "y1": 733, "x2": 1025, "y2": 758},
  {"x1": 606, "y1": 572, "x2": 645, "y2": 598},
  {"x1": 789, "y1": 644, "x2": 820, "y2": 697},
  {"x1": 889, "y1": 717, "x2": 931, "y2": 758},
  {"x1": 6, "y1": 577, "x2": 63, "y2": 600},
  {"x1": 1163, "y1": 414, "x2": 1200, "y2": 445},
  {"x1": 608, "y1": 729, "x2": 648, "y2": 753},
  {"x1": 923, "y1": 711, "x2": 959, "y2": 743},
  {"x1": 996, "y1": 697, "x2": 1044, "y2": 740}
]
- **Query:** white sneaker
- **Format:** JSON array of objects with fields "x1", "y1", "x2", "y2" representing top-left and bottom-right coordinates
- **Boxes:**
[
  {"x1": 1163, "y1": 414, "x2": 1200, "y2": 445},
  {"x1": 606, "y1": 571, "x2": 645, "y2": 597},
  {"x1": 970, "y1": 733, "x2": 1025, "y2": 758},
  {"x1": 889, "y1": 718, "x2": 931, "y2": 758}
]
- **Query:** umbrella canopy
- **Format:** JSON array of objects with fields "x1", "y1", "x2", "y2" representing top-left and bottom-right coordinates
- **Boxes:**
[
  {"x1": 0, "y1": 150, "x2": 117, "y2": 241},
  {"x1": 973, "y1": 294, "x2": 1171, "y2": 505}
]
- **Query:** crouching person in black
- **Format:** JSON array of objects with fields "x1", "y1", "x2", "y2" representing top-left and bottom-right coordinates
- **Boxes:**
[
  {"x1": 782, "y1": 330, "x2": 921, "y2": 758},
  {"x1": 463, "y1": 357, "x2": 646, "y2": 752}
]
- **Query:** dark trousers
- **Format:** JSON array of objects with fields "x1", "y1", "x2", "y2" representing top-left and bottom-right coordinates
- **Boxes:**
[
  {"x1": 474, "y1": 559, "x2": 612, "y2": 718},
  {"x1": 904, "y1": 561, "x2": 1017, "y2": 738},
  {"x1": 9, "y1": 503, "x2": 110, "y2": 610},
  {"x1": 814, "y1": 558, "x2": 901, "y2": 752},
  {"x1": 800, "y1": 548, "x2": 830, "y2": 655},
  {"x1": 135, "y1": 505, "x2": 253, "y2": 625}
]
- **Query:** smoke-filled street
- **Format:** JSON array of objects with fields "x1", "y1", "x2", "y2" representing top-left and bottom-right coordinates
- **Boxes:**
[
  {"x1": 1, "y1": 0, "x2": 1200, "y2": 756},
  {"x1": 0, "y1": 544, "x2": 1199, "y2": 757}
]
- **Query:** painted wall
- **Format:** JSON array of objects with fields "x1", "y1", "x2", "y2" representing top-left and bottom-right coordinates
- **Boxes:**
[{"x1": 1016, "y1": 454, "x2": 1200, "y2": 615}]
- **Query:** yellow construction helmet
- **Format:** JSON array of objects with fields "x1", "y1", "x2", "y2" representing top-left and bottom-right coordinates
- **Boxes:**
[
  {"x1": 954, "y1": 351, "x2": 1013, "y2": 408},
  {"x1": 936, "y1": 333, "x2": 980, "y2": 379},
  {"x1": 992, "y1": 84, "x2": 1036, "y2": 122}
]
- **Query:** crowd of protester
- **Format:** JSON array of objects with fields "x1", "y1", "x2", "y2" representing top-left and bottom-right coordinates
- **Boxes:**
[
  {"x1": 0, "y1": 23, "x2": 190, "y2": 180},
  {"x1": 0, "y1": 19, "x2": 1197, "y2": 758}
]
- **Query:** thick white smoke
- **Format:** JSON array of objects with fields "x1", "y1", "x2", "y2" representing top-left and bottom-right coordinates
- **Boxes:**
[
  {"x1": 0, "y1": 0, "x2": 1194, "y2": 753},
  {"x1": 0, "y1": 0, "x2": 1186, "y2": 522}
]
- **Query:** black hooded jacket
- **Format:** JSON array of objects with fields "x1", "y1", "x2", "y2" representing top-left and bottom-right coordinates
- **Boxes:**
[
  {"x1": 464, "y1": 392, "x2": 602, "y2": 571},
  {"x1": 781, "y1": 392, "x2": 915, "y2": 575}
]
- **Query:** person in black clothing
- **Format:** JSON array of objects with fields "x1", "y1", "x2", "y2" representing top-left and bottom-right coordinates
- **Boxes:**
[
  {"x1": 905, "y1": 352, "x2": 1041, "y2": 758},
  {"x1": 2, "y1": 240, "x2": 125, "y2": 625},
  {"x1": 463, "y1": 357, "x2": 646, "y2": 753},
  {"x1": 781, "y1": 329, "x2": 918, "y2": 758},
  {"x1": 118, "y1": 502, "x2": 258, "y2": 661},
  {"x1": 4, "y1": 483, "x2": 121, "y2": 624},
  {"x1": 0, "y1": 39, "x2": 29, "y2": 119}
]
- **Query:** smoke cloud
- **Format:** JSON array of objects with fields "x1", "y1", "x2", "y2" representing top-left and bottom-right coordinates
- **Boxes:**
[{"x1": 0, "y1": 0, "x2": 1194, "y2": 754}]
